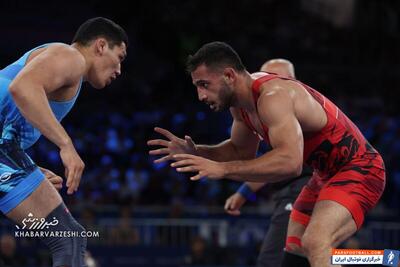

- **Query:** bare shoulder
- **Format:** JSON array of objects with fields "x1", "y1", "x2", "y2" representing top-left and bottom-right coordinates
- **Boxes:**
[
  {"x1": 16, "y1": 43, "x2": 87, "y2": 91},
  {"x1": 27, "y1": 44, "x2": 87, "y2": 87},
  {"x1": 256, "y1": 79, "x2": 297, "y2": 124},
  {"x1": 258, "y1": 79, "x2": 295, "y2": 104},
  {"x1": 43, "y1": 44, "x2": 86, "y2": 73}
]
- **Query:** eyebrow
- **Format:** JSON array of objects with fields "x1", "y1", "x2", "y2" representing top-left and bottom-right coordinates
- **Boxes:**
[{"x1": 193, "y1": 79, "x2": 208, "y2": 86}]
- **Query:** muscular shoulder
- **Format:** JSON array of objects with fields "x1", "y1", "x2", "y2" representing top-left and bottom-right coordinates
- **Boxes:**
[
  {"x1": 25, "y1": 43, "x2": 86, "y2": 87},
  {"x1": 43, "y1": 44, "x2": 86, "y2": 74},
  {"x1": 256, "y1": 79, "x2": 297, "y2": 125},
  {"x1": 14, "y1": 43, "x2": 87, "y2": 92}
]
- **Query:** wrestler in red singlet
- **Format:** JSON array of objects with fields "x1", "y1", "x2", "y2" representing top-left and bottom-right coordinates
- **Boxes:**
[{"x1": 240, "y1": 73, "x2": 385, "y2": 229}]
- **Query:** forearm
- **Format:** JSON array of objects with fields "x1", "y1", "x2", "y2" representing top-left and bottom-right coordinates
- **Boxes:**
[
  {"x1": 196, "y1": 139, "x2": 253, "y2": 162},
  {"x1": 10, "y1": 86, "x2": 71, "y2": 148},
  {"x1": 223, "y1": 149, "x2": 302, "y2": 183}
]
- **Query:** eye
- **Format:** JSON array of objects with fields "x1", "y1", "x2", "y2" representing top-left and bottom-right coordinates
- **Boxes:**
[{"x1": 199, "y1": 82, "x2": 209, "y2": 89}]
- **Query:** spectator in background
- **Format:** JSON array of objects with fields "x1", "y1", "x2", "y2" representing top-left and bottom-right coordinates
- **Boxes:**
[
  {"x1": 109, "y1": 206, "x2": 140, "y2": 245},
  {"x1": 0, "y1": 234, "x2": 26, "y2": 267}
]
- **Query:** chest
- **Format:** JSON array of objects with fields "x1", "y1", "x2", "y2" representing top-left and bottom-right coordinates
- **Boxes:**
[
  {"x1": 47, "y1": 82, "x2": 80, "y2": 102},
  {"x1": 242, "y1": 111, "x2": 270, "y2": 142}
]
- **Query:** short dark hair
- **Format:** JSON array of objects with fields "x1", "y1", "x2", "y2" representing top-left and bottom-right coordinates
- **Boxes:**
[
  {"x1": 72, "y1": 17, "x2": 128, "y2": 48},
  {"x1": 186, "y1": 41, "x2": 245, "y2": 73}
]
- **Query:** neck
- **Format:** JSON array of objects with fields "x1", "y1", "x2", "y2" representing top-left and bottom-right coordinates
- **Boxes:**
[
  {"x1": 71, "y1": 43, "x2": 90, "y2": 81},
  {"x1": 232, "y1": 71, "x2": 257, "y2": 111}
]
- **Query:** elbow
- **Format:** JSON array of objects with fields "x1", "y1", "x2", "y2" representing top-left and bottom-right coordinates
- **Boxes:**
[{"x1": 8, "y1": 82, "x2": 21, "y2": 99}]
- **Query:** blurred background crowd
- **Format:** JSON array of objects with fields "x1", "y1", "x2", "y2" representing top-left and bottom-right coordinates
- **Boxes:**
[{"x1": 0, "y1": 0, "x2": 399, "y2": 266}]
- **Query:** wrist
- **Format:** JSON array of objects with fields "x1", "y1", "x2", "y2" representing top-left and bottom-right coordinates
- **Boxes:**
[
  {"x1": 237, "y1": 183, "x2": 257, "y2": 202},
  {"x1": 57, "y1": 137, "x2": 72, "y2": 149}
]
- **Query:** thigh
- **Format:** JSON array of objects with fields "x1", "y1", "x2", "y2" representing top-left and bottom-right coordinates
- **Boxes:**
[
  {"x1": 0, "y1": 141, "x2": 62, "y2": 223},
  {"x1": 304, "y1": 200, "x2": 357, "y2": 247},
  {"x1": 6, "y1": 178, "x2": 63, "y2": 224},
  {"x1": 286, "y1": 179, "x2": 319, "y2": 255},
  {"x1": 291, "y1": 184, "x2": 319, "y2": 226},
  {"x1": 0, "y1": 141, "x2": 46, "y2": 214},
  {"x1": 318, "y1": 166, "x2": 385, "y2": 229}
]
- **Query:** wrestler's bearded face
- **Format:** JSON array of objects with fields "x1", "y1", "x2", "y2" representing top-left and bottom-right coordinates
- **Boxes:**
[
  {"x1": 191, "y1": 65, "x2": 235, "y2": 112},
  {"x1": 212, "y1": 79, "x2": 234, "y2": 111}
]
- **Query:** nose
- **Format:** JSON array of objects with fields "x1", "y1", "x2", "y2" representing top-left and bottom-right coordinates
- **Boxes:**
[{"x1": 197, "y1": 87, "x2": 207, "y2": 102}]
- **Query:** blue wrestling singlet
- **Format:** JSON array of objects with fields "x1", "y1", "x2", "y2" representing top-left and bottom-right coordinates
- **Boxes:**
[{"x1": 0, "y1": 43, "x2": 82, "y2": 213}]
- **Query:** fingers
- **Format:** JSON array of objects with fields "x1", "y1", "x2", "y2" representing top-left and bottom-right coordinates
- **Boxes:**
[
  {"x1": 153, "y1": 155, "x2": 171, "y2": 163},
  {"x1": 154, "y1": 127, "x2": 176, "y2": 140},
  {"x1": 190, "y1": 173, "x2": 203, "y2": 181},
  {"x1": 173, "y1": 154, "x2": 197, "y2": 160},
  {"x1": 177, "y1": 166, "x2": 197, "y2": 173},
  {"x1": 224, "y1": 199, "x2": 231, "y2": 211},
  {"x1": 172, "y1": 155, "x2": 200, "y2": 173},
  {"x1": 48, "y1": 176, "x2": 63, "y2": 190},
  {"x1": 72, "y1": 167, "x2": 83, "y2": 194},
  {"x1": 147, "y1": 139, "x2": 170, "y2": 147},
  {"x1": 224, "y1": 198, "x2": 236, "y2": 211},
  {"x1": 66, "y1": 163, "x2": 84, "y2": 195},
  {"x1": 65, "y1": 168, "x2": 71, "y2": 187},
  {"x1": 53, "y1": 184, "x2": 63, "y2": 190},
  {"x1": 226, "y1": 209, "x2": 241, "y2": 216},
  {"x1": 170, "y1": 160, "x2": 194, "y2": 168},
  {"x1": 66, "y1": 169, "x2": 75, "y2": 195},
  {"x1": 41, "y1": 168, "x2": 56, "y2": 179},
  {"x1": 67, "y1": 171, "x2": 79, "y2": 195},
  {"x1": 149, "y1": 148, "x2": 169, "y2": 156},
  {"x1": 224, "y1": 198, "x2": 241, "y2": 216},
  {"x1": 184, "y1": 135, "x2": 196, "y2": 148}
]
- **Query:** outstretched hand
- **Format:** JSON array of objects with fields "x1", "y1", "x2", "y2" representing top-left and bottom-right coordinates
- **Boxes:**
[
  {"x1": 171, "y1": 154, "x2": 225, "y2": 181},
  {"x1": 147, "y1": 127, "x2": 197, "y2": 163}
]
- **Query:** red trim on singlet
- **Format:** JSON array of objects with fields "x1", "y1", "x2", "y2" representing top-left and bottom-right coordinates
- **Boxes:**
[
  {"x1": 318, "y1": 188, "x2": 365, "y2": 229},
  {"x1": 240, "y1": 73, "x2": 345, "y2": 162},
  {"x1": 286, "y1": 236, "x2": 302, "y2": 249},
  {"x1": 240, "y1": 109, "x2": 256, "y2": 132},
  {"x1": 239, "y1": 74, "x2": 282, "y2": 143},
  {"x1": 252, "y1": 74, "x2": 280, "y2": 95},
  {"x1": 290, "y1": 209, "x2": 311, "y2": 226}
]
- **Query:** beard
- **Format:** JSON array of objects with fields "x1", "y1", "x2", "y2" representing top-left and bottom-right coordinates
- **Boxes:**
[{"x1": 216, "y1": 81, "x2": 234, "y2": 111}]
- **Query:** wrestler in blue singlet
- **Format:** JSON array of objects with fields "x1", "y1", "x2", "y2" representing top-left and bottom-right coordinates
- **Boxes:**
[{"x1": 0, "y1": 43, "x2": 82, "y2": 213}]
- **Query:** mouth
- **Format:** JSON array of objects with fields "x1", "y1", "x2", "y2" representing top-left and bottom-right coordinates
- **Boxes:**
[{"x1": 206, "y1": 102, "x2": 217, "y2": 111}]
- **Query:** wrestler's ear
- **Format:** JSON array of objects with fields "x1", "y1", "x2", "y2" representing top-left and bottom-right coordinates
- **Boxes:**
[
  {"x1": 222, "y1": 68, "x2": 235, "y2": 84},
  {"x1": 94, "y1": 38, "x2": 107, "y2": 56}
]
